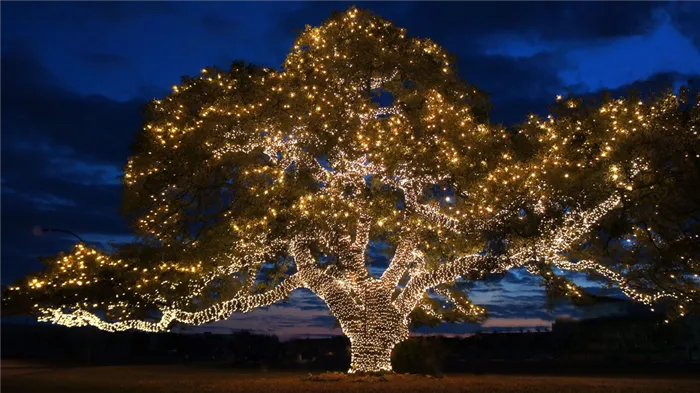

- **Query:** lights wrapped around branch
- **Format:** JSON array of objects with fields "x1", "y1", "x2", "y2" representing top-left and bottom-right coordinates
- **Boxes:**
[{"x1": 9, "y1": 6, "x2": 699, "y2": 374}]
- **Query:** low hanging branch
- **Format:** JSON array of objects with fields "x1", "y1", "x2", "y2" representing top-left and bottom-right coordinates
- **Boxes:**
[{"x1": 5, "y1": 7, "x2": 699, "y2": 374}]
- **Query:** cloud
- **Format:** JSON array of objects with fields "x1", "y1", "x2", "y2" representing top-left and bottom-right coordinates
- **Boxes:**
[
  {"x1": 77, "y1": 233, "x2": 136, "y2": 247},
  {"x1": 80, "y1": 52, "x2": 132, "y2": 70},
  {"x1": 1, "y1": 45, "x2": 144, "y2": 166},
  {"x1": 500, "y1": 269, "x2": 541, "y2": 286},
  {"x1": 666, "y1": 2, "x2": 700, "y2": 51},
  {"x1": 201, "y1": 292, "x2": 342, "y2": 340},
  {"x1": 481, "y1": 317, "x2": 551, "y2": 329},
  {"x1": 560, "y1": 12, "x2": 700, "y2": 93},
  {"x1": 1, "y1": 47, "x2": 137, "y2": 284},
  {"x1": 459, "y1": 51, "x2": 563, "y2": 121},
  {"x1": 45, "y1": 159, "x2": 123, "y2": 186},
  {"x1": 274, "y1": 1, "x2": 663, "y2": 52},
  {"x1": 597, "y1": 71, "x2": 699, "y2": 99},
  {"x1": 280, "y1": 289, "x2": 330, "y2": 312},
  {"x1": 406, "y1": 2, "x2": 661, "y2": 46}
]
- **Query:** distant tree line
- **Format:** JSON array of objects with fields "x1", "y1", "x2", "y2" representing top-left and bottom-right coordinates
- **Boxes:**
[{"x1": 3, "y1": 316, "x2": 699, "y2": 375}]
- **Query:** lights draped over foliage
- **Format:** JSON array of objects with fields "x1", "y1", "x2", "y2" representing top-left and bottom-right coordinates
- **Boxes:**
[{"x1": 5, "y1": 7, "x2": 700, "y2": 373}]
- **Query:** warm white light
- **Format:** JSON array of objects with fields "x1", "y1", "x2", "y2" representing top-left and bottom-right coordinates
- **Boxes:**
[{"x1": 13, "y1": 6, "x2": 696, "y2": 375}]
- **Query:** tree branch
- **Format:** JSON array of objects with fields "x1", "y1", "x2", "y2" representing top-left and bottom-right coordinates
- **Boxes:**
[
  {"x1": 345, "y1": 213, "x2": 373, "y2": 283},
  {"x1": 548, "y1": 255, "x2": 686, "y2": 306},
  {"x1": 507, "y1": 194, "x2": 622, "y2": 266},
  {"x1": 38, "y1": 273, "x2": 304, "y2": 332},
  {"x1": 393, "y1": 254, "x2": 490, "y2": 316},
  {"x1": 290, "y1": 237, "x2": 364, "y2": 320},
  {"x1": 380, "y1": 233, "x2": 418, "y2": 288},
  {"x1": 393, "y1": 194, "x2": 624, "y2": 317}
]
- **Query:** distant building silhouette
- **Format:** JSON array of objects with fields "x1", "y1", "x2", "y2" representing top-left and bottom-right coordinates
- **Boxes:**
[{"x1": 553, "y1": 295, "x2": 700, "y2": 362}]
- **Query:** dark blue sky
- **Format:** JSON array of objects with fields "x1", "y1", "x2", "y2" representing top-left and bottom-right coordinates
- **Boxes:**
[{"x1": 3, "y1": 1, "x2": 700, "y2": 338}]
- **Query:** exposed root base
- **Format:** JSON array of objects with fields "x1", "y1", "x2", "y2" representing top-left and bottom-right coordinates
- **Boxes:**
[{"x1": 301, "y1": 371, "x2": 441, "y2": 383}]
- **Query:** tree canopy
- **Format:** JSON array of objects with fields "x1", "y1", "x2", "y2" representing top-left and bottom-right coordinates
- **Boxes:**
[{"x1": 4, "y1": 6, "x2": 699, "y2": 373}]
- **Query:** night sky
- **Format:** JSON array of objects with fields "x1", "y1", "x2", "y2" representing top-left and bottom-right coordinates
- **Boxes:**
[{"x1": 3, "y1": 1, "x2": 700, "y2": 339}]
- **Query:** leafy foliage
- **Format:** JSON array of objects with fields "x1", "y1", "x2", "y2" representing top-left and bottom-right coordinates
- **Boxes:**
[{"x1": 3, "y1": 8, "x2": 699, "y2": 371}]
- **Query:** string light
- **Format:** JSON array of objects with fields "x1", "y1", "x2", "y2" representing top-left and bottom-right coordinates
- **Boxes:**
[{"x1": 7, "y1": 7, "x2": 699, "y2": 374}]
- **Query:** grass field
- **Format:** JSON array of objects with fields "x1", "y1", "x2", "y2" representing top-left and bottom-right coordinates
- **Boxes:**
[{"x1": 2, "y1": 364, "x2": 700, "y2": 393}]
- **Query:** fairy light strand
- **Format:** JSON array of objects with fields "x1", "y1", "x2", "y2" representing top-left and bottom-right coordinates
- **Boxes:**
[{"x1": 8, "y1": 7, "x2": 698, "y2": 374}]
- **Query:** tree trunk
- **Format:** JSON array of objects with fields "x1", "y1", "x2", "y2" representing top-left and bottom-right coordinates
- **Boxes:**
[
  {"x1": 340, "y1": 282, "x2": 409, "y2": 373},
  {"x1": 349, "y1": 335, "x2": 395, "y2": 373}
]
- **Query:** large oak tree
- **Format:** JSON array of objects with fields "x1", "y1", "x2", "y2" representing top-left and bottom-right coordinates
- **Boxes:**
[{"x1": 5, "y1": 8, "x2": 699, "y2": 372}]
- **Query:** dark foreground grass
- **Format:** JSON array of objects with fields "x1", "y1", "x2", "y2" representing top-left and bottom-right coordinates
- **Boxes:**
[{"x1": 2, "y1": 365, "x2": 700, "y2": 393}]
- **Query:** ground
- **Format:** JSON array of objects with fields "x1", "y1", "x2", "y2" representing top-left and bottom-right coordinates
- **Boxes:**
[{"x1": 2, "y1": 363, "x2": 700, "y2": 393}]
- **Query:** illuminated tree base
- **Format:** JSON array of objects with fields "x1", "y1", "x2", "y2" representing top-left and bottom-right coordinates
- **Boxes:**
[
  {"x1": 348, "y1": 341, "x2": 396, "y2": 373},
  {"x1": 7, "y1": 7, "x2": 696, "y2": 380}
]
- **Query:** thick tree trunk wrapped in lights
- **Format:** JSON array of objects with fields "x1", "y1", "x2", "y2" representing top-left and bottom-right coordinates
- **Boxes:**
[{"x1": 5, "y1": 7, "x2": 700, "y2": 373}]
